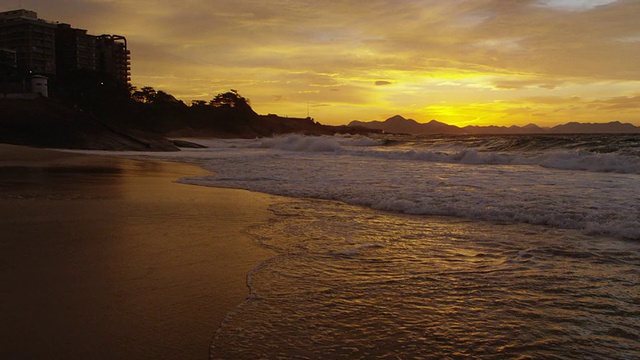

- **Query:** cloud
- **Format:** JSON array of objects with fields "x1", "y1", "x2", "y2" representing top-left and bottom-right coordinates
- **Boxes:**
[
  {"x1": 522, "y1": 96, "x2": 583, "y2": 104},
  {"x1": 493, "y1": 79, "x2": 562, "y2": 90},
  {"x1": 535, "y1": 0, "x2": 617, "y2": 11},
  {"x1": 25, "y1": 0, "x2": 640, "y2": 81},
  {"x1": 588, "y1": 95, "x2": 640, "y2": 110},
  {"x1": 11, "y1": 0, "x2": 640, "y2": 125}
]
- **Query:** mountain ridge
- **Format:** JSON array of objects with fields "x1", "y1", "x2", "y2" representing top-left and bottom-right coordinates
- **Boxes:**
[{"x1": 348, "y1": 115, "x2": 640, "y2": 134}]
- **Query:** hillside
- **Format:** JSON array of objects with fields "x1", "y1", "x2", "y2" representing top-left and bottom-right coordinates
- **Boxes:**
[
  {"x1": 0, "y1": 96, "x2": 378, "y2": 151},
  {"x1": 0, "y1": 98, "x2": 179, "y2": 151}
]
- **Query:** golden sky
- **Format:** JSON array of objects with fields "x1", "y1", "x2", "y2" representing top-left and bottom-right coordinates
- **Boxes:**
[{"x1": 9, "y1": 0, "x2": 640, "y2": 126}]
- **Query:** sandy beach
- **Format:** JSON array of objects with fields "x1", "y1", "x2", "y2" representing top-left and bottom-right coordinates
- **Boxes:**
[{"x1": 0, "y1": 144, "x2": 275, "y2": 359}]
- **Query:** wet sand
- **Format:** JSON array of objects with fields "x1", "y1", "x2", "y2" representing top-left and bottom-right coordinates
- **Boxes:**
[{"x1": 0, "y1": 144, "x2": 275, "y2": 359}]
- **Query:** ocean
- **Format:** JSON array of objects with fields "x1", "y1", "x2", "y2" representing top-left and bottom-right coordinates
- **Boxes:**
[{"x1": 128, "y1": 133, "x2": 639, "y2": 359}]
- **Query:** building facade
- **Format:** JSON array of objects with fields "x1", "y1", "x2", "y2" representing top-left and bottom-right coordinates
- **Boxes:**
[
  {"x1": 96, "y1": 34, "x2": 131, "y2": 86},
  {"x1": 0, "y1": 9, "x2": 132, "y2": 97},
  {"x1": 0, "y1": 9, "x2": 56, "y2": 77},
  {"x1": 55, "y1": 23, "x2": 97, "y2": 77}
]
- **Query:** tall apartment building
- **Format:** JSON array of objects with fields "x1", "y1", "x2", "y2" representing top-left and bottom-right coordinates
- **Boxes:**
[
  {"x1": 56, "y1": 23, "x2": 97, "y2": 78},
  {"x1": 0, "y1": 9, "x2": 132, "y2": 91},
  {"x1": 96, "y1": 34, "x2": 131, "y2": 86},
  {"x1": 0, "y1": 9, "x2": 56, "y2": 76}
]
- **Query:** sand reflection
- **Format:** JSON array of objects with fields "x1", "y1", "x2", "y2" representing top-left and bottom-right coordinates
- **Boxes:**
[{"x1": 0, "y1": 152, "x2": 273, "y2": 359}]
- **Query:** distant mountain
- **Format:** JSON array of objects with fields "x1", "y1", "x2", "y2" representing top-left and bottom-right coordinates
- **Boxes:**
[
  {"x1": 348, "y1": 115, "x2": 639, "y2": 135},
  {"x1": 349, "y1": 115, "x2": 462, "y2": 134},
  {"x1": 548, "y1": 121, "x2": 640, "y2": 134}
]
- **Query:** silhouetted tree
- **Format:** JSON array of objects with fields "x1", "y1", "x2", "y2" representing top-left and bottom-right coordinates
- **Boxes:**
[
  {"x1": 131, "y1": 87, "x2": 185, "y2": 106},
  {"x1": 132, "y1": 86, "x2": 157, "y2": 103},
  {"x1": 209, "y1": 89, "x2": 251, "y2": 110},
  {"x1": 191, "y1": 100, "x2": 207, "y2": 107},
  {"x1": 142, "y1": 86, "x2": 156, "y2": 101},
  {"x1": 131, "y1": 88, "x2": 145, "y2": 103},
  {"x1": 155, "y1": 90, "x2": 174, "y2": 103}
]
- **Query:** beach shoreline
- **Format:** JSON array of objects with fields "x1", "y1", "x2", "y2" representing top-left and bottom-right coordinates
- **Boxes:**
[{"x1": 0, "y1": 144, "x2": 275, "y2": 359}]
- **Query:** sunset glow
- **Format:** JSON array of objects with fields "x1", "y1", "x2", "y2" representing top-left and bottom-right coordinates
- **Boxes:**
[{"x1": 9, "y1": 0, "x2": 640, "y2": 126}]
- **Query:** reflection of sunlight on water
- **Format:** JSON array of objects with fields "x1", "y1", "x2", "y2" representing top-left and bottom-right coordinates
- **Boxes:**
[
  {"x1": 212, "y1": 198, "x2": 640, "y2": 359},
  {"x1": 69, "y1": 138, "x2": 640, "y2": 356}
]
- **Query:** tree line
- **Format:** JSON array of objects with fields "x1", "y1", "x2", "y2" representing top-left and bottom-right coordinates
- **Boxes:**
[
  {"x1": 51, "y1": 68, "x2": 254, "y2": 115},
  {"x1": 130, "y1": 86, "x2": 251, "y2": 111}
]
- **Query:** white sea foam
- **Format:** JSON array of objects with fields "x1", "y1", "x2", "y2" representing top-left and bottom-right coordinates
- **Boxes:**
[
  {"x1": 255, "y1": 134, "x2": 343, "y2": 152},
  {"x1": 80, "y1": 134, "x2": 640, "y2": 240},
  {"x1": 212, "y1": 200, "x2": 640, "y2": 359},
  {"x1": 163, "y1": 135, "x2": 640, "y2": 240},
  {"x1": 233, "y1": 134, "x2": 640, "y2": 174},
  {"x1": 68, "y1": 135, "x2": 640, "y2": 359}
]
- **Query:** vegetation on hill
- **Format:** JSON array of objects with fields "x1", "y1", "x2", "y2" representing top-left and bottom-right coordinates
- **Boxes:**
[{"x1": 0, "y1": 73, "x2": 376, "y2": 150}]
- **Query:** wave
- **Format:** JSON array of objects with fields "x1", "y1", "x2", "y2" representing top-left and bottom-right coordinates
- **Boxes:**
[
  {"x1": 408, "y1": 134, "x2": 640, "y2": 154},
  {"x1": 331, "y1": 243, "x2": 385, "y2": 257},
  {"x1": 183, "y1": 171, "x2": 640, "y2": 241},
  {"x1": 249, "y1": 134, "x2": 640, "y2": 174},
  {"x1": 362, "y1": 195, "x2": 640, "y2": 241},
  {"x1": 179, "y1": 151, "x2": 640, "y2": 241},
  {"x1": 358, "y1": 148, "x2": 640, "y2": 174},
  {"x1": 252, "y1": 134, "x2": 385, "y2": 152},
  {"x1": 255, "y1": 135, "x2": 343, "y2": 152}
]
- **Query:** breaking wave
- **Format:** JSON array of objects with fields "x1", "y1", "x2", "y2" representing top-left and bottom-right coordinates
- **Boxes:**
[
  {"x1": 176, "y1": 135, "x2": 640, "y2": 240},
  {"x1": 248, "y1": 134, "x2": 640, "y2": 174}
]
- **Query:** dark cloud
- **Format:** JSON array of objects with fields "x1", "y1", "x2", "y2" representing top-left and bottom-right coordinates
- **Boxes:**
[{"x1": 375, "y1": 81, "x2": 392, "y2": 86}]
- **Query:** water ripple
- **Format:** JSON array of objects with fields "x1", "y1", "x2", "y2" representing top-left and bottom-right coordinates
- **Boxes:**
[{"x1": 211, "y1": 200, "x2": 640, "y2": 359}]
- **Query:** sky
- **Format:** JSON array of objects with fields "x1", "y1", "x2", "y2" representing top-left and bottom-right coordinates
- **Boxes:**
[{"x1": 5, "y1": 0, "x2": 640, "y2": 126}]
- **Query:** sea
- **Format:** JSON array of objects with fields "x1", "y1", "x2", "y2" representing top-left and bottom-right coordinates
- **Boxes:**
[{"x1": 121, "y1": 133, "x2": 639, "y2": 359}]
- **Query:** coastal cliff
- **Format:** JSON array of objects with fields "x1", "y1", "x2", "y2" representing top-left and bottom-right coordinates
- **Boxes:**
[
  {"x1": 0, "y1": 95, "x2": 377, "y2": 151},
  {"x1": 0, "y1": 98, "x2": 179, "y2": 151}
]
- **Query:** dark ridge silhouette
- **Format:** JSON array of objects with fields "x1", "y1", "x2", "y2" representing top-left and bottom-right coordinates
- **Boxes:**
[
  {"x1": 547, "y1": 121, "x2": 640, "y2": 134},
  {"x1": 348, "y1": 115, "x2": 639, "y2": 135},
  {"x1": 6, "y1": 74, "x2": 637, "y2": 152},
  {"x1": 0, "y1": 97, "x2": 179, "y2": 151},
  {"x1": 0, "y1": 82, "x2": 379, "y2": 151}
]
